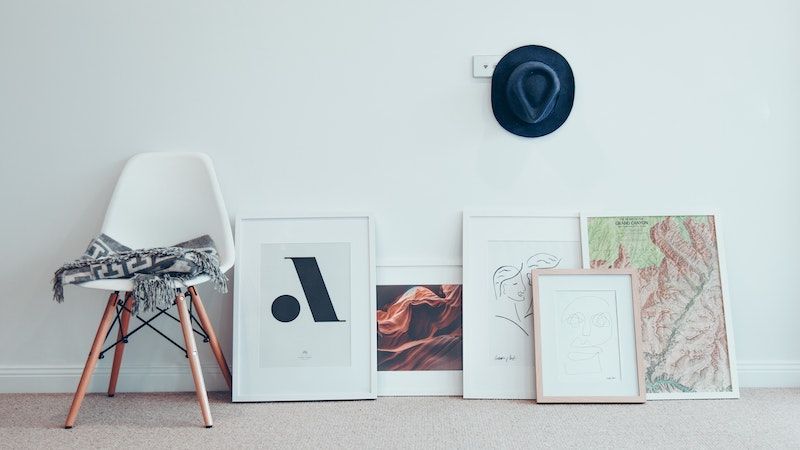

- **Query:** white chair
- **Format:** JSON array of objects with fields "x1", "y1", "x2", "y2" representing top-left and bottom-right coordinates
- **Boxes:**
[{"x1": 64, "y1": 152, "x2": 235, "y2": 429}]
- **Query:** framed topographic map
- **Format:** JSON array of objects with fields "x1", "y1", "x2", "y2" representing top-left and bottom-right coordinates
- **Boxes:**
[{"x1": 580, "y1": 213, "x2": 739, "y2": 399}]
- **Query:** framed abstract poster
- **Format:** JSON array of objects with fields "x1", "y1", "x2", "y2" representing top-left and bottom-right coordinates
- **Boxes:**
[
  {"x1": 532, "y1": 269, "x2": 646, "y2": 403},
  {"x1": 376, "y1": 262, "x2": 462, "y2": 396},
  {"x1": 580, "y1": 213, "x2": 739, "y2": 399},
  {"x1": 232, "y1": 214, "x2": 377, "y2": 401},
  {"x1": 462, "y1": 211, "x2": 583, "y2": 399}
]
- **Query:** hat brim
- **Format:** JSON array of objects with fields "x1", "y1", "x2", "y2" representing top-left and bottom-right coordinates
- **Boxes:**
[{"x1": 491, "y1": 45, "x2": 575, "y2": 138}]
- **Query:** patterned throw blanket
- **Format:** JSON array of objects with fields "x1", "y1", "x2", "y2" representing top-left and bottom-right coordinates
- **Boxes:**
[{"x1": 53, "y1": 234, "x2": 228, "y2": 312}]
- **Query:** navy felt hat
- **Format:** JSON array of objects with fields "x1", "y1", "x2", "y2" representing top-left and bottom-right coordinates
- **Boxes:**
[{"x1": 491, "y1": 45, "x2": 575, "y2": 138}]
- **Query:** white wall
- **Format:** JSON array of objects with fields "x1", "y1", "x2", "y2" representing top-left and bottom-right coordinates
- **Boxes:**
[{"x1": 0, "y1": 0, "x2": 798, "y2": 392}]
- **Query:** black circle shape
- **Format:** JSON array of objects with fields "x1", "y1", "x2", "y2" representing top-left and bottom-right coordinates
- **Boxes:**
[
  {"x1": 271, "y1": 295, "x2": 301, "y2": 322},
  {"x1": 491, "y1": 45, "x2": 575, "y2": 138}
]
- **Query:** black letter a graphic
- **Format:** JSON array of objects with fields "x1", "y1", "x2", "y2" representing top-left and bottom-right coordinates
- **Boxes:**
[{"x1": 285, "y1": 257, "x2": 344, "y2": 322}]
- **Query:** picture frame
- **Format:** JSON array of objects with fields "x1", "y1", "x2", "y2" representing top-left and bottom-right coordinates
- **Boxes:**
[
  {"x1": 580, "y1": 212, "x2": 739, "y2": 400},
  {"x1": 532, "y1": 269, "x2": 646, "y2": 403},
  {"x1": 376, "y1": 261, "x2": 463, "y2": 396},
  {"x1": 232, "y1": 214, "x2": 377, "y2": 401},
  {"x1": 462, "y1": 211, "x2": 583, "y2": 399}
]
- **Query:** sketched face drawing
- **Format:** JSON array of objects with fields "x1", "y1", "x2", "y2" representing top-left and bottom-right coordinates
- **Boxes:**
[
  {"x1": 493, "y1": 265, "x2": 526, "y2": 303},
  {"x1": 562, "y1": 296, "x2": 613, "y2": 350}
]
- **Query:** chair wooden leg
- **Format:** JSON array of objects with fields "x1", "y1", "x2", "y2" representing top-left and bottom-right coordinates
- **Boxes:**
[
  {"x1": 107, "y1": 292, "x2": 133, "y2": 397},
  {"x1": 64, "y1": 292, "x2": 120, "y2": 429},
  {"x1": 188, "y1": 286, "x2": 232, "y2": 391},
  {"x1": 176, "y1": 291, "x2": 213, "y2": 428}
]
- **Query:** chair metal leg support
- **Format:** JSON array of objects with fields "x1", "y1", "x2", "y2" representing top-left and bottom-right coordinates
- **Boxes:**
[
  {"x1": 64, "y1": 292, "x2": 120, "y2": 429},
  {"x1": 97, "y1": 306, "x2": 188, "y2": 358},
  {"x1": 176, "y1": 291, "x2": 213, "y2": 428},
  {"x1": 151, "y1": 306, "x2": 208, "y2": 340},
  {"x1": 108, "y1": 293, "x2": 133, "y2": 397},
  {"x1": 188, "y1": 286, "x2": 233, "y2": 391}
]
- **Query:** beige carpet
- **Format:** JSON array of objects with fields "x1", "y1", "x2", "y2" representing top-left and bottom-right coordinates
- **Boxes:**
[{"x1": 0, "y1": 389, "x2": 798, "y2": 449}]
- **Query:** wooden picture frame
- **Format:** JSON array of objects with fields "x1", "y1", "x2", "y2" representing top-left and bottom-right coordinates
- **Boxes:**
[{"x1": 532, "y1": 269, "x2": 646, "y2": 403}]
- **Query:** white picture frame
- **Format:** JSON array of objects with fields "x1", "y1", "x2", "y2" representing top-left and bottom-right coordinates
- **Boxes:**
[
  {"x1": 232, "y1": 214, "x2": 377, "y2": 401},
  {"x1": 580, "y1": 212, "x2": 739, "y2": 400},
  {"x1": 462, "y1": 211, "x2": 583, "y2": 399},
  {"x1": 376, "y1": 261, "x2": 463, "y2": 396},
  {"x1": 532, "y1": 269, "x2": 646, "y2": 403}
]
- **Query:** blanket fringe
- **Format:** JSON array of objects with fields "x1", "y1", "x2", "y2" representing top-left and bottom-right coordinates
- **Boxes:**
[{"x1": 133, "y1": 274, "x2": 176, "y2": 312}]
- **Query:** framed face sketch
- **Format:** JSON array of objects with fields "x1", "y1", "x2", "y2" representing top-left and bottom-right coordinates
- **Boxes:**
[
  {"x1": 376, "y1": 262, "x2": 462, "y2": 396},
  {"x1": 462, "y1": 211, "x2": 583, "y2": 399},
  {"x1": 532, "y1": 269, "x2": 646, "y2": 403},
  {"x1": 232, "y1": 214, "x2": 377, "y2": 401},
  {"x1": 580, "y1": 213, "x2": 739, "y2": 399}
]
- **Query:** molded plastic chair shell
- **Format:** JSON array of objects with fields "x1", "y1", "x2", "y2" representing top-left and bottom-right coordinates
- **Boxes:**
[{"x1": 79, "y1": 152, "x2": 234, "y2": 292}]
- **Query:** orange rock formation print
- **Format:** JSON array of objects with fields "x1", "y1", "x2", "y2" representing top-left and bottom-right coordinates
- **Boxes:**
[{"x1": 377, "y1": 284, "x2": 462, "y2": 371}]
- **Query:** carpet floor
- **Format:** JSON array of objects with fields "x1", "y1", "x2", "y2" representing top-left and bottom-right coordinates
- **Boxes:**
[{"x1": 0, "y1": 389, "x2": 797, "y2": 449}]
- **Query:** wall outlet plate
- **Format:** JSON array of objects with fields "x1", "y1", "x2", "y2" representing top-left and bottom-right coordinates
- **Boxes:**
[{"x1": 473, "y1": 55, "x2": 501, "y2": 78}]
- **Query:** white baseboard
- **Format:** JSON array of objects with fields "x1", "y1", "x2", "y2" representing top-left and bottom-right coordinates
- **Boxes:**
[
  {"x1": 737, "y1": 360, "x2": 800, "y2": 388},
  {"x1": 0, "y1": 360, "x2": 797, "y2": 394},
  {"x1": 0, "y1": 363, "x2": 229, "y2": 394}
]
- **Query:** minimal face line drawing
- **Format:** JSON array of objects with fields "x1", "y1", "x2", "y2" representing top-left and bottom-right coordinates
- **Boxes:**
[
  {"x1": 492, "y1": 253, "x2": 562, "y2": 336},
  {"x1": 560, "y1": 296, "x2": 613, "y2": 375},
  {"x1": 493, "y1": 264, "x2": 529, "y2": 335},
  {"x1": 493, "y1": 265, "x2": 526, "y2": 303}
]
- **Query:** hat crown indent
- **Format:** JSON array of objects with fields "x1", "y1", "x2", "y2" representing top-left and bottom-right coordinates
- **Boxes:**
[{"x1": 505, "y1": 61, "x2": 561, "y2": 124}]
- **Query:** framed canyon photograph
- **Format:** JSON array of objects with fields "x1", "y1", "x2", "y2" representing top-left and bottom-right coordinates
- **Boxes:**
[{"x1": 376, "y1": 263, "x2": 462, "y2": 396}]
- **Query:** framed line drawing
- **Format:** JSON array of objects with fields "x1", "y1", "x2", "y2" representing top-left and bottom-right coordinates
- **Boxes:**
[
  {"x1": 462, "y1": 211, "x2": 583, "y2": 399},
  {"x1": 232, "y1": 214, "x2": 377, "y2": 401},
  {"x1": 376, "y1": 262, "x2": 463, "y2": 396},
  {"x1": 580, "y1": 213, "x2": 739, "y2": 400},
  {"x1": 532, "y1": 269, "x2": 646, "y2": 403}
]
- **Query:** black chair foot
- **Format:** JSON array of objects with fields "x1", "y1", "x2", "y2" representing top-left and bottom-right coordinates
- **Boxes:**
[
  {"x1": 205, "y1": 425, "x2": 213, "y2": 428},
  {"x1": 65, "y1": 426, "x2": 73, "y2": 429}
]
